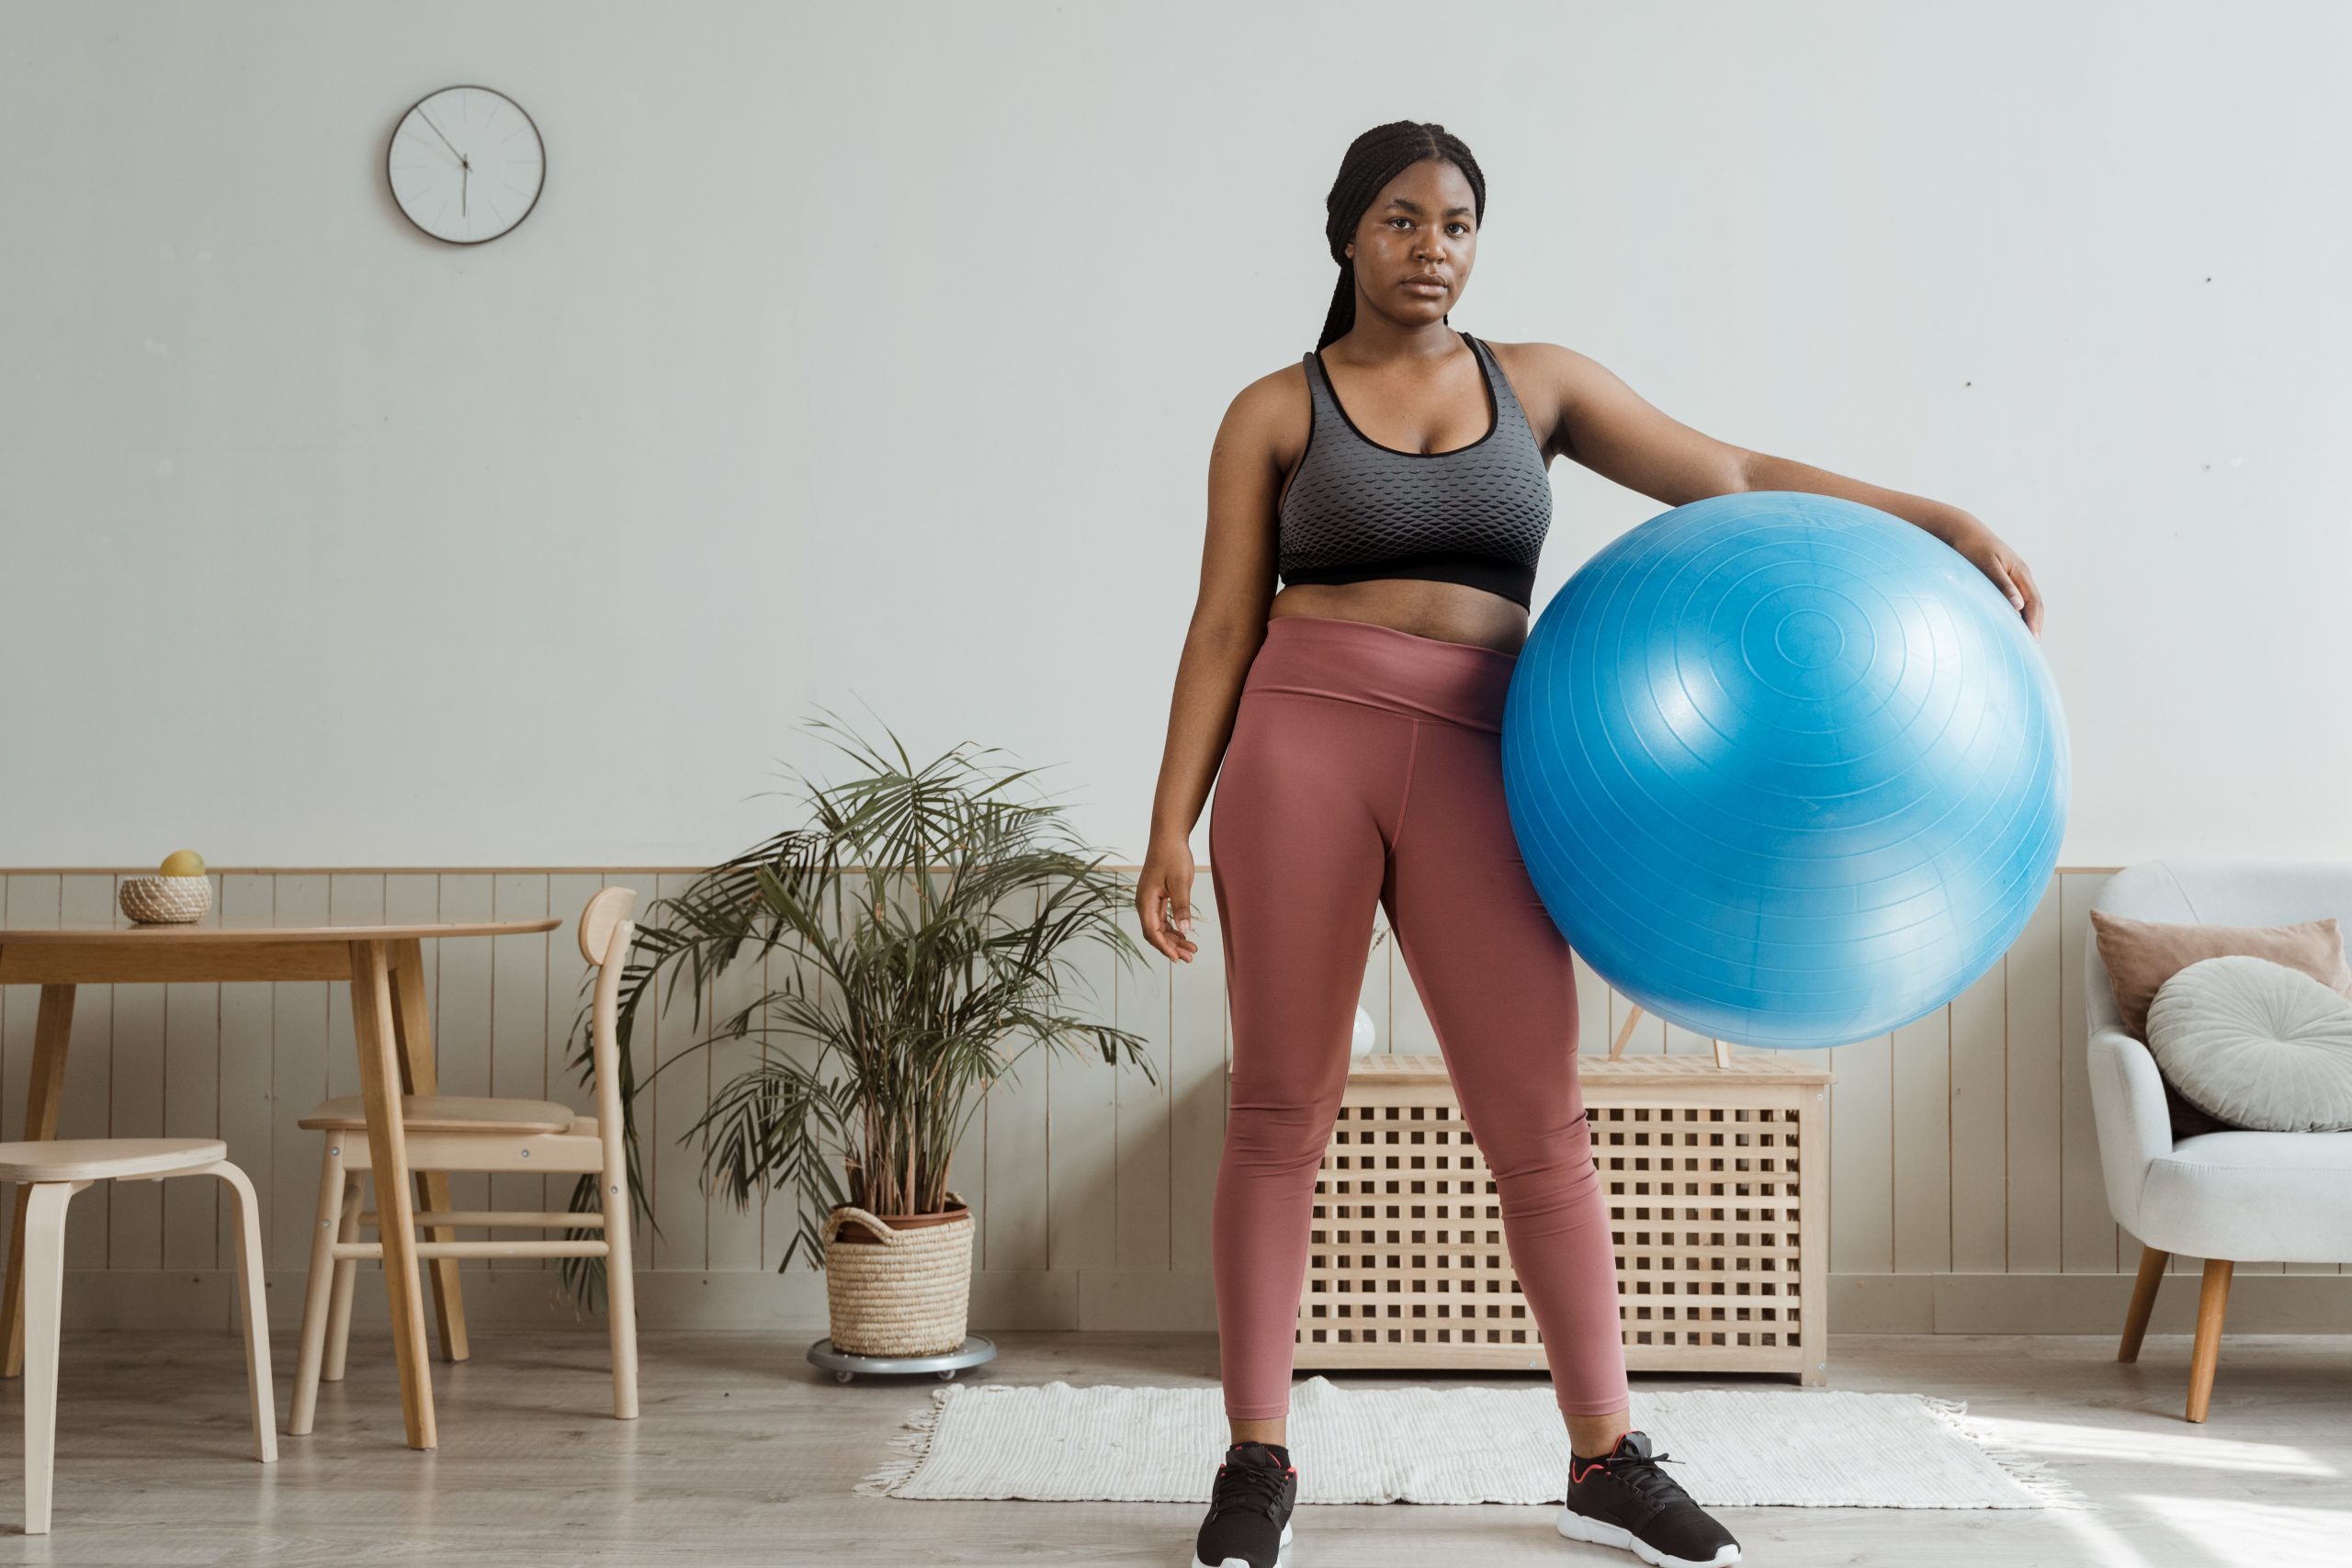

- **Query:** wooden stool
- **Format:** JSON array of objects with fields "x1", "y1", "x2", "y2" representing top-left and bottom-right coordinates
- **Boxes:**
[
  {"x1": 0, "y1": 1137, "x2": 275, "y2": 1534},
  {"x1": 289, "y1": 887, "x2": 641, "y2": 1434}
]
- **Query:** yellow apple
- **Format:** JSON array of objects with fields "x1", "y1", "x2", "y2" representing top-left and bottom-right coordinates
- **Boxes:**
[{"x1": 159, "y1": 849, "x2": 207, "y2": 878}]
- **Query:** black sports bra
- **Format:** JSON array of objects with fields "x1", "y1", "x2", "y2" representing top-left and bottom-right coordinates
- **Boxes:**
[{"x1": 1275, "y1": 330, "x2": 1554, "y2": 608}]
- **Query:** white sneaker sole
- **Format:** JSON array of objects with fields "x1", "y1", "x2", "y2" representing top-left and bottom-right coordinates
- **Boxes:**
[
  {"x1": 1191, "y1": 1519, "x2": 1294, "y2": 1568},
  {"x1": 1556, "y1": 1507, "x2": 1738, "y2": 1568}
]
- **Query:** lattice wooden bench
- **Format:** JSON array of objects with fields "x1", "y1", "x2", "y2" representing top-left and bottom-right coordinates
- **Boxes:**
[{"x1": 1294, "y1": 1017, "x2": 1832, "y2": 1383}]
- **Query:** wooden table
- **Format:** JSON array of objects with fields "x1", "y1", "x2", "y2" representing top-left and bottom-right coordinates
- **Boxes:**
[{"x1": 0, "y1": 910, "x2": 561, "y2": 1451}]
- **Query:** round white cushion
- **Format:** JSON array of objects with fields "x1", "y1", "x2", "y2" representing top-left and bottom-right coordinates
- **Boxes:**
[{"x1": 2147, "y1": 954, "x2": 2352, "y2": 1133}]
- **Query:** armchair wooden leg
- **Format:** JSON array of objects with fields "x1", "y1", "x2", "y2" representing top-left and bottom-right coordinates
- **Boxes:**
[
  {"x1": 2186, "y1": 1258, "x2": 2233, "y2": 1423},
  {"x1": 2120, "y1": 1244, "x2": 2168, "y2": 1362}
]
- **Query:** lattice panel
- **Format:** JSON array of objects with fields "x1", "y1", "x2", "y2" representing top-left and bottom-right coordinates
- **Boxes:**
[
  {"x1": 1295, "y1": 1055, "x2": 1830, "y2": 1380},
  {"x1": 1602, "y1": 1103, "x2": 1804, "y2": 1358}
]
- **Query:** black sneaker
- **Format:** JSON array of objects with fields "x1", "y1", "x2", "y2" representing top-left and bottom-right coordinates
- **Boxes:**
[
  {"x1": 1191, "y1": 1440, "x2": 1297, "y2": 1568},
  {"x1": 1557, "y1": 1430, "x2": 1740, "y2": 1568}
]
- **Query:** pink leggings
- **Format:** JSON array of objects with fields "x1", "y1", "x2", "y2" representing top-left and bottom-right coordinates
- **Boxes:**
[{"x1": 1206, "y1": 615, "x2": 1630, "y2": 1422}]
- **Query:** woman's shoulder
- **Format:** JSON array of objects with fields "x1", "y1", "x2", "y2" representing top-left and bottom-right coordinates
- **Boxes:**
[
  {"x1": 1471, "y1": 335, "x2": 1603, "y2": 385},
  {"x1": 1215, "y1": 355, "x2": 1317, "y2": 450},
  {"x1": 1471, "y1": 337, "x2": 1619, "y2": 451}
]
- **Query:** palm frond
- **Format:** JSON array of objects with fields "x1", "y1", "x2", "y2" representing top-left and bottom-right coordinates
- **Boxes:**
[{"x1": 558, "y1": 711, "x2": 1152, "y2": 1304}]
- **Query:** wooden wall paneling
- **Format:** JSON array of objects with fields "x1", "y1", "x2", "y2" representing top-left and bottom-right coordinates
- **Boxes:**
[
  {"x1": 1047, "y1": 902, "x2": 1120, "y2": 1273},
  {"x1": 10, "y1": 863, "x2": 2326, "y2": 1321},
  {"x1": 1826, "y1": 1032, "x2": 1894, "y2": 1276},
  {"x1": 2005, "y1": 880, "x2": 2064, "y2": 1274},
  {"x1": 322, "y1": 876, "x2": 385, "y2": 1110},
  {"x1": 1662, "y1": 1017, "x2": 1713, "y2": 1057},
  {"x1": 647, "y1": 873, "x2": 706, "y2": 1273},
  {"x1": 475, "y1": 869, "x2": 538, "y2": 1279},
  {"x1": 754, "y1": 896, "x2": 824, "y2": 1275},
  {"x1": 2057, "y1": 873, "x2": 2119, "y2": 1272},
  {"x1": 379, "y1": 874, "x2": 448, "y2": 1300},
  {"x1": 1572, "y1": 954, "x2": 1611, "y2": 1057},
  {"x1": 380, "y1": 871, "x2": 440, "y2": 961},
  {"x1": 322, "y1": 875, "x2": 385, "y2": 1285},
  {"x1": 701, "y1": 908, "x2": 766, "y2": 1275},
  {"x1": 1947, "y1": 948, "x2": 2009, "y2": 1273},
  {"x1": 1781, "y1": 1039, "x2": 1837, "y2": 1285},
  {"x1": 546, "y1": 873, "x2": 611, "y2": 1247},
  {"x1": 947, "y1": 924, "x2": 989, "y2": 1273},
  {"x1": 160, "y1": 874, "x2": 225, "y2": 1272},
  {"x1": 1114, "y1": 907, "x2": 1171, "y2": 1272},
  {"x1": 57, "y1": 875, "x2": 115, "y2": 1273},
  {"x1": 1890, "y1": 1009, "x2": 1951, "y2": 1274},
  {"x1": 1612, "y1": 986, "x2": 1664, "y2": 1056},
  {"x1": 984, "y1": 992, "x2": 1053, "y2": 1274},
  {"x1": 267, "y1": 875, "x2": 331, "y2": 1270},
  {"x1": 109, "y1": 887, "x2": 168, "y2": 1271},
  {"x1": 1356, "y1": 916, "x2": 1390, "y2": 1056},
  {"x1": 1165, "y1": 884, "x2": 1227, "y2": 1276},
  {"x1": 1388, "y1": 912, "x2": 1443, "y2": 1057},
  {"x1": 214, "y1": 874, "x2": 275, "y2": 1275},
  {"x1": 381, "y1": 874, "x2": 439, "y2": 928},
  {"x1": 0, "y1": 876, "x2": 62, "y2": 1274},
  {"x1": 490, "y1": 875, "x2": 552, "y2": 1271},
  {"x1": 432, "y1": 875, "x2": 496, "y2": 1229}
]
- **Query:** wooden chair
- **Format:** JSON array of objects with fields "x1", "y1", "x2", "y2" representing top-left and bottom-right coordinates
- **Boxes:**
[
  {"x1": 289, "y1": 886, "x2": 640, "y2": 1433},
  {"x1": 0, "y1": 1137, "x2": 275, "y2": 1533}
]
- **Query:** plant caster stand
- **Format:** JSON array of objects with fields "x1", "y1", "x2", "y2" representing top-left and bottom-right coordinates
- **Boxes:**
[{"x1": 808, "y1": 1336, "x2": 996, "y2": 1384}]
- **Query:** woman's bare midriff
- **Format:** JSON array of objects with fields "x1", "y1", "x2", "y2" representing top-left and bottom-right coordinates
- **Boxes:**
[{"x1": 1268, "y1": 578, "x2": 1531, "y2": 655}]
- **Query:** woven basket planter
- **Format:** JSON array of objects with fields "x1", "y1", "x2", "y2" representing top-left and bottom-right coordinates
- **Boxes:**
[
  {"x1": 821, "y1": 1194, "x2": 974, "y2": 1358},
  {"x1": 119, "y1": 875, "x2": 212, "y2": 925}
]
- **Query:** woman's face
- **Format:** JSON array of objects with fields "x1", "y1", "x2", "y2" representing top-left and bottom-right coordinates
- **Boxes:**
[{"x1": 1343, "y1": 158, "x2": 1480, "y2": 327}]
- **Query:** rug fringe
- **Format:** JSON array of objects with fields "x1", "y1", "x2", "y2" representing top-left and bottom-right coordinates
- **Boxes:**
[
  {"x1": 1916, "y1": 1395, "x2": 2089, "y2": 1510},
  {"x1": 854, "y1": 1387, "x2": 955, "y2": 1497}
]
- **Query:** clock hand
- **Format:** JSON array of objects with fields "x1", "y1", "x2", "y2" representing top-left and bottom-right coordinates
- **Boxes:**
[{"x1": 415, "y1": 107, "x2": 464, "y2": 164}]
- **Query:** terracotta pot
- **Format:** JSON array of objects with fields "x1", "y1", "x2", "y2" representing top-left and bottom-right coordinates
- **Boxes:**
[{"x1": 830, "y1": 1200, "x2": 969, "y2": 1246}]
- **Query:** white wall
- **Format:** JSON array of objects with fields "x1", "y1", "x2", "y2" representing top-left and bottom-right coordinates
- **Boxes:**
[{"x1": 6, "y1": 0, "x2": 2349, "y2": 867}]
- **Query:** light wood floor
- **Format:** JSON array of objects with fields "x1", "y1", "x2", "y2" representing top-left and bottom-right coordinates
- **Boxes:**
[{"x1": 0, "y1": 1328, "x2": 2340, "y2": 1564}]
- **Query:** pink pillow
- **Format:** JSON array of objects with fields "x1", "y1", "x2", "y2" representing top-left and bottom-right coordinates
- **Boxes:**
[{"x1": 2089, "y1": 909, "x2": 2352, "y2": 1138}]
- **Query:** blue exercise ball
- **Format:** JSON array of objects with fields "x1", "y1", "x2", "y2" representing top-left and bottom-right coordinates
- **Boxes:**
[{"x1": 1501, "y1": 491, "x2": 2068, "y2": 1050}]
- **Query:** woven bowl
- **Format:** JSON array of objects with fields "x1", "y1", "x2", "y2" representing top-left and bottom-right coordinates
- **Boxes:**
[{"x1": 119, "y1": 875, "x2": 212, "y2": 925}]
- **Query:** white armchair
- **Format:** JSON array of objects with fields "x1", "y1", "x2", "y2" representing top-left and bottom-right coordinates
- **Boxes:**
[{"x1": 2086, "y1": 857, "x2": 2352, "y2": 1422}]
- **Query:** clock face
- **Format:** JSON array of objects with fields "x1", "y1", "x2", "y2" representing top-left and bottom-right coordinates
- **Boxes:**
[{"x1": 387, "y1": 85, "x2": 545, "y2": 244}]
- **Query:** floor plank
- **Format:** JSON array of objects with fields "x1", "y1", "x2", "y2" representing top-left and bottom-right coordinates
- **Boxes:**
[{"x1": 0, "y1": 1330, "x2": 2340, "y2": 1564}]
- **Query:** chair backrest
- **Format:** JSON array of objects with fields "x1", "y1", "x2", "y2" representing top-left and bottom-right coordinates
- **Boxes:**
[
  {"x1": 578, "y1": 888, "x2": 638, "y2": 1135},
  {"x1": 580, "y1": 886, "x2": 639, "y2": 969},
  {"x1": 2086, "y1": 857, "x2": 2352, "y2": 1037}
]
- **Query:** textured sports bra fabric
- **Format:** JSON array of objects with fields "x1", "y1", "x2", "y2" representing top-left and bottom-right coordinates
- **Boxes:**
[{"x1": 1276, "y1": 330, "x2": 1554, "y2": 608}]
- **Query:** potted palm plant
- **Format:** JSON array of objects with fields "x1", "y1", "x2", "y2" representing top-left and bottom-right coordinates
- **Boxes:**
[{"x1": 574, "y1": 712, "x2": 1152, "y2": 1369}]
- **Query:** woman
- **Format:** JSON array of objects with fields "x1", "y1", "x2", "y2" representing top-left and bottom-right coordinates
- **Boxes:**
[{"x1": 1137, "y1": 121, "x2": 2044, "y2": 1568}]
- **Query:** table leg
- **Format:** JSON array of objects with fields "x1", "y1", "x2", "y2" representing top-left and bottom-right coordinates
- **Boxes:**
[
  {"x1": 3, "y1": 986, "x2": 76, "y2": 1379},
  {"x1": 389, "y1": 940, "x2": 469, "y2": 1363},
  {"x1": 349, "y1": 941, "x2": 436, "y2": 1450}
]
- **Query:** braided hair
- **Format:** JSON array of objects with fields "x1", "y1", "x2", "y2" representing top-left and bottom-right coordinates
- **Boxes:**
[{"x1": 1317, "y1": 120, "x2": 1487, "y2": 350}]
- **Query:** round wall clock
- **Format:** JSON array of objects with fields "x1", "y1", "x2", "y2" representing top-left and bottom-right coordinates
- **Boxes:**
[{"x1": 387, "y1": 85, "x2": 545, "y2": 244}]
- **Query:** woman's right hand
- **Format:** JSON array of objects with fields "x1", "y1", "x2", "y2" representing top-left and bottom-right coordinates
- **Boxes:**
[{"x1": 1136, "y1": 830, "x2": 1202, "y2": 964}]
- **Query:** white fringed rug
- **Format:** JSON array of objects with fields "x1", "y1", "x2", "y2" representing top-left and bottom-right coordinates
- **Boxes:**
[{"x1": 859, "y1": 1377, "x2": 2080, "y2": 1510}]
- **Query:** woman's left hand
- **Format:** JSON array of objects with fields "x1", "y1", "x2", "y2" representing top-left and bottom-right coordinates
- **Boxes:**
[{"x1": 1941, "y1": 517, "x2": 2043, "y2": 639}]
